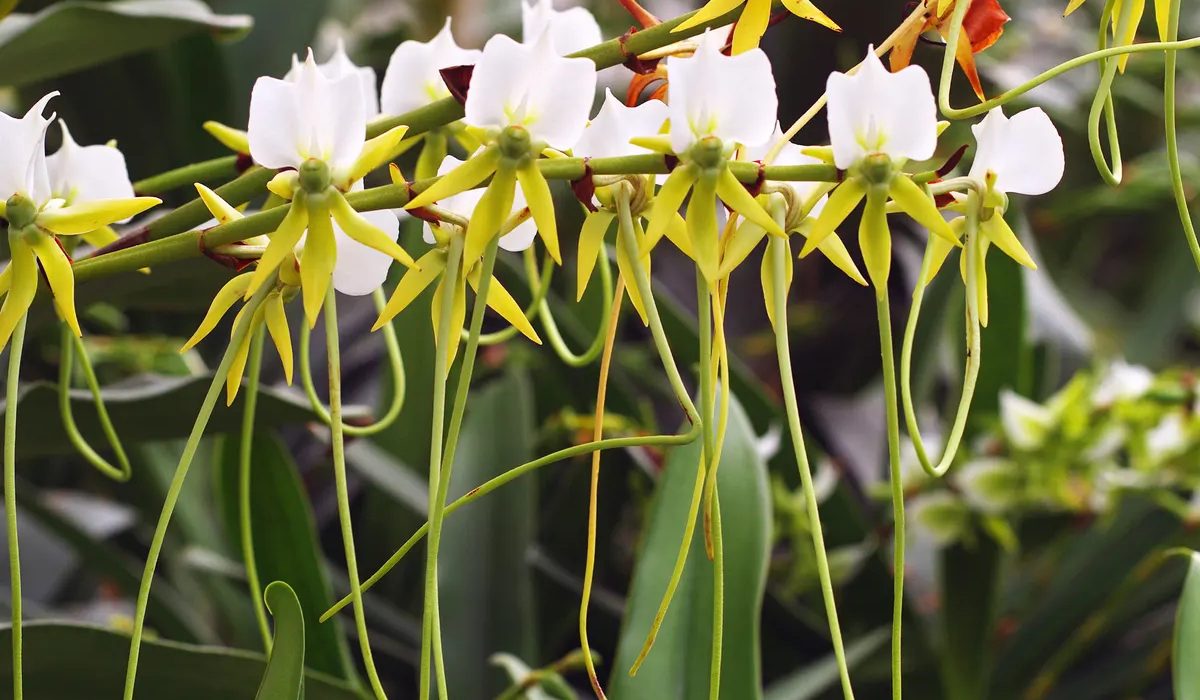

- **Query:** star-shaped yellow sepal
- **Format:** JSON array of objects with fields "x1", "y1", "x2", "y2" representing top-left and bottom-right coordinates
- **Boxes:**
[
  {"x1": 404, "y1": 125, "x2": 563, "y2": 269},
  {"x1": 377, "y1": 165, "x2": 541, "y2": 372},
  {"x1": 673, "y1": 0, "x2": 839, "y2": 55},
  {"x1": 183, "y1": 185, "x2": 300, "y2": 404},
  {"x1": 0, "y1": 191, "x2": 159, "y2": 351}
]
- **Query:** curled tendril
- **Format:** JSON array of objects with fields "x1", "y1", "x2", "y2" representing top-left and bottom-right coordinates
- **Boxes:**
[
  {"x1": 535, "y1": 241, "x2": 615, "y2": 367},
  {"x1": 57, "y1": 324, "x2": 132, "y2": 482},
  {"x1": 1087, "y1": 0, "x2": 1130, "y2": 186},
  {"x1": 899, "y1": 187, "x2": 984, "y2": 478},
  {"x1": 298, "y1": 288, "x2": 406, "y2": 437}
]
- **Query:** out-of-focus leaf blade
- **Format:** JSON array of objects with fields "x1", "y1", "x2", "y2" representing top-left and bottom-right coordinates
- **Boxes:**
[
  {"x1": 1174, "y1": 551, "x2": 1200, "y2": 700},
  {"x1": 763, "y1": 628, "x2": 888, "y2": 700},
  {"x1": 609, "y1": 395, "x2": 771, "y2": 699},
  {"x1": 0, "y1": 622, "x2": 360, "y2": 699},
  {"x1": 0, "y1": 0, "x2": 251, "y2": 85},
  {"x1": 256, "y1": 581, "x2": 306, "y2": 700}
]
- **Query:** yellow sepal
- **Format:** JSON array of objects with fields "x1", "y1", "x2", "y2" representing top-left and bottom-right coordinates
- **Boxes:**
[
  {"x1": 718, "y1": 219, "x2": 767, "y2": 279},
  {"x1": 37, "y1": 197, "x2": 161, "y2": 235},
  {"x1": 643, "y1": 166, "x2": 697, "y2": 254},
  {"x1": 0, "y1": 239, "x2": 38, "y2": 352},
  {"x1": 203, "y1": 121, "x2": 250, "y2": 154},
  {"x1": 732, "y1": 0, "x2": 772, "y2": 54},
  {"x1": 246, "y1": 200, "x2": 308, "y2": 299},
  {"x1": 299, "y1": 205, "x2": 337, "y2": 327},
  {"x1": 577, "y1": 211, "x2": 615, "y2": 301},
  {"x1": 981, "y1": 214, "x2": 1036, "y2": 270},
  {"x1": 858, "y1": 186, "x2": 892, "y2": 293},
  {"x1": 617, "y1": 220, "x2": 652, "y2": 326},
  {"x1": 686, "y1": 172, "x2": 721, "y2": 283},
  {"x1": 375, "y1": 248, "x2": 448, "y2": 329},
  {"x1": 761, "y1": 236, "x2": 793, "y2": 328},
  {"x1": 328, "y1": 190, "x2": 416, "y2": 268},
  {"x1": 347, "y1": 124, "x2": 410, "y2": 185},
  {"x1": 224, "y1": 305, "x2": 265, "y2": 406},
  {"x1": 628, "y1": 136, "x2": 676, "y2": 155},
  {"x1": 515, "y1": 163, "x2": 561, "y2": 264},
  {"x1": 464, "y1": 166, "x2": 516, "y2": 266},
  {"x1": 406, "y1": 145, "x2": 500, "y2": 210},
  {"x1": 267, "y1": 172, "x2": 298, "y2": 201},
  {"x1": 181, "y1": 272, "x2": 253, "y2": 351},
  {"x1": 781, "y1": 0, "x2": 841, "y2": 31},
  {"x1": 430, "y1": 269, "x2": 467, "y2": 373},
  {"x1": 29, "y1": 235, "x2": 80, "y2": 337},
  {"x1": 195, "y1": 183, "x2": 245, "y2": 225},
  {"x1": 800, "y1": 177, "x2": 866, "y2": 257},
  {"x1": 674, "y1": 0, "x2": 744, "y2": 32},
  {"x1": 921, "y1": 218, "x2": 965, "y2": 287},
  {"x1": 888, "y1": 176, "x2": 960, "y2": 248},
  {"x1": 467, "y1": 266, "x2": 541, "y2": 344},
  {"x1": 716, "y1": 167, "x2": 783, "y2": 237},
  {"x1": 263, "y1": 291, "x2": 293, "y2": 384}
]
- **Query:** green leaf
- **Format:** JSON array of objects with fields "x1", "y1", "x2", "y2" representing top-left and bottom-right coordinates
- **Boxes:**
[
  {"x1": 763, "y1": 628, "x2": 888, "y2": 700},
  {"x1": 215, "y1": 434, "x2": 357, "y2": 681},
  {"x1": 938, "y1": 539, "x2": 1001, "y2": 700},
  {"x1": 0, "y1": 622, "x2": 361, "y2": 699},
  {"x1": 608, "y1": 394, "x2": 771, "y2": 699},
  {"x1": 0, "y1": 0, "x2": 251, "y2": 86},
  {"x1": 0, "y1": 373, "x2": 369, "y2": 458},
  {"x1": 440, "y1": 369, "x2": 539, "y2": 697},
  {"x1": 257, "y1": 582, "x2": 306, "y2": 700},
  {"x1": 1175, "y1": 551, "x2": 1200, "y2": 700}
]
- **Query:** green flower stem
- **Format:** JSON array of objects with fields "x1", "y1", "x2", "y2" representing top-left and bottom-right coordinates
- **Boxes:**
[
  {"x1": 467, "y1": 246, "x2": 553, "y2": 347},
  {"x1": 419, "y1": 232, "x2": 465, "y2": 700},
  {"x1": 938, "y1": 0, "x2": 1200, "y2": 120},
  {"x1": 579, "y1": 276, "x2": 625, "y2": 698},
  {"x1": 534, "y1": 242, "x2": 613, "y2": 366},
  {"x1": 899, "y1": 193, "x2": 982, "y2": 479},
  {"x1": 321, "y1": 187, "x2": 704, "y2": 624},
  {"x1": 132, "y1": 155, "x2": 242, "y2": 196},
  {"x1": 5, "y1": 314, "x2": 27, "y2": 700},
  {"x1": 1163, "y1": 0, "x2": 1200, "y2": 271},
  {"x1": 623, "y1": 190, "x2": 707, "y2": 677},
  {"x1": 1086, "y1": 0, "x2": 1130, "y2": 186},
  {"x1": 323, "y1": 287, "x2": 390, "y2": 700},
  {"x1": 768, "y1": 234, "x2": 857, "y2": 699},
  {"x1": 72, "y1": 160, "x2": 836, "y2": 287},
  {"x1": 122, "y1": 281, "x2": 273, "y2": 700},
  {"x1": 239, "y1": 327, "x2": 271, "y2": 650},
  {"x1": 299, "y1": 288, "x2": 407, "y2": 437},
  {"x1": 876, "y1": 286, "x2": 906, "y2": 700},
  {"x1": 705, "y1": 284, "x2": 731, "y2": 700},
  {"x1": 58, "y1": 325, "x2": 132, "y2": 482}
]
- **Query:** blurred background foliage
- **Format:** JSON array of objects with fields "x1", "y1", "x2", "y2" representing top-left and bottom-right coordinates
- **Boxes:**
[{"x1": 2, "y1": 0, "x2": 1200, "y2": 698}]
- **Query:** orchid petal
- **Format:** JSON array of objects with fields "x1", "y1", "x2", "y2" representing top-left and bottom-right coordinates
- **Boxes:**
[
  {"x1": 573, "y1": 90, "x2": 669, "y2": 160},
  {"x1": 46, "y1": 121, "x2": 137, "y2": 215},
  {"x1": 643, "y1": 166, "x2": 698, "y2": 253},
  {"x1": 37, "y1": 197, "x2": 160, "y2": 235},
  {"x1": 376, "y1": 248, "x2": 448, "y2": 329},
  {"x1": 0, "y1": 239, "x2": 38, "y2": 352},
  {"x1": 969, "y1": 107, "x2": 1064, "y2": 196},
  {"x1": 515, "y1": 163, "x2": 560, "y2": 263},
  {"x1": 0, "y1": 92, "x2": 56, "y2": 203},
  {"x1": 858, "y1": 186, "x2": 891, "y2": 291},
  {"x1": 577, "y1": 211, "x2": 614, "y2": 300},
  {"x1": 263, "y1": 291, "x2": 294, "y2": 384},
  {"x1": 381, "y1": 18, "x2": 482, "y2": 115},
  {"x1": 182, "y1": 273, "x2": 253, "y2": 351},
  {"x1": 331, "y1": 206, "x2": 402, "y2": 297},
  {"x1": 246, "y1": 201, "x2": 308, "y2": 299},
  {"x1": 800, "y1": 177, "x2": 865, "y2": 257},
  {"x1": 30, "y1": 235, "x2": 80, "y2": 336},
  {"x1": 522, "y1": 0, "x2": 603, "y2": 55}
]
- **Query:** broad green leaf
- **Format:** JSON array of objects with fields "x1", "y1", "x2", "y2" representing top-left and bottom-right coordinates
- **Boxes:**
[
  {"x1": 939, "y1": 539, "x2": 1000, "y2": 699},
  {"x1": 215, "y1": 435, "x2": 356, "y2": 681},
  {"x1": 0, "y1": 373, "x2": 369, "y2": 459},
  {"x1": 0, "y1": 622, "x2": 360, "y2": 699},
  {"x1": 256, "y1": 582, "x2": 306, "y2": 700},
  {"x1": 608, "y1": 395, "x2": 771, "y2": 699},
  {"x1": 0, "y1": 0, "x2": 251, "y2": 86},
  {"x1": 1174, "y1": 551, "x2": 1200, "y2": 700},
  {"x1": 440, "y1": 369, "x2": 539, "y2": 697}
]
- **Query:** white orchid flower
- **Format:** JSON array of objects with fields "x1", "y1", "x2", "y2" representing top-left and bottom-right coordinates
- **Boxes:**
[
  {"x1": 573, "y1": 89, "x2": 668, "y2": 159},
  {"x1": 825, "y1": 47, "x2": 937, "y2": 170},
  {"x1": 464, "y1": 30, "x2": 596, "y2": 150},
  {"x1": 666, "y1": 29, "x2": 777, "y2": 155},
  {"x1": 47, "y1": 121, "x2": 136, "y2": 216},
  {"x1": 381, "y1": 18, "x2": 481, "y2": 116},
  {"x1": 968, "y1": 107, "x2": 1065, "y2": 197},
  {"x1": 285, "y1": 40, "x2": 379, "y2": 116},
  {"x1": 521, "y1": 0, "x2": 602, "y2": 56},
  {"x1": 422, "y1": 155, "x2": 538, "y2": 253},
  {"x1": 0, "y1": 94, "x2": 158, "y2": 350}
]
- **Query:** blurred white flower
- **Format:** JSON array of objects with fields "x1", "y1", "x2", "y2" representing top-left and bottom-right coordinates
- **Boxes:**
[
  {"x1": 1092, "y1": 359, "x2": 1153, "y2": 408},
  {"x1": 1000, "y1": 389, "x2": 1053, "y2": 451},
  {"x1": 521, "y1": 0, "x2": 602, "y2": 55},
  {"x1": 573, "y1": 89, "x2": 668, "y2": 159},
  {"x1": 381, "y1": 18, "x2": 481, "y2": 116}
]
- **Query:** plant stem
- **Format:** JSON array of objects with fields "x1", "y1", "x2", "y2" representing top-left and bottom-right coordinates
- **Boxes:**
[
  {"x1": 323, "y1": 287, "x2": 389, "y2": 699},
  {"x1": 122, "y1": 282, "x2": 272, "y2": 700},
  {"x1": 877, "y1": 286, "x2": 906, "y2": 700},
  {"x1": 1163, "y1": 0, "x2": 1200, "y2": 272},
  {"x1": 472, "y1": 248, "x2": 555, "y2": 347},
  {"x1": 534, "y1": 244, "x2": 613, "y2": 366},
  {"x1": 420, "y1": 233, "x2": 464, "y2": 700},
  {"x1": 239, "y1": 327, "x2": 271, "y2": 650},
  {"x1": 58, "y1": 325, "x2": 132, "y2": 481},
  {"x1": 5, "y1": 314, "x2": 27, "y2": 700},
  {"x1": 769, "y1": 235, "x2": 857, "y2": 699},
  {"x1": 133, "y1": 155, "x2": 241, "y2": 196},
  {"x1": 1085, "y1": 0, "x2": 1129, "y2": 186},
  {"x1": 580, "y1": 275, "x2": 626, "y2": 699}
]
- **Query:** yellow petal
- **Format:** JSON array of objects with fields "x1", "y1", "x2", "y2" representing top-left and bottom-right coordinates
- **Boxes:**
[
  {"x1": 1114, "y1": 0, "x2": 1145, "y2": 72},
  {"x1": 467, "y1": 268, "x2": 541, "y2": 344},
  {"x1": 225, "y1": 305, "x2": 264, "y2": 406},
  {"x1": 263, "y1": 291, "x2": 293, "y2": 384},
  {"x1": 760, "y1": 237, "x2": 793, "y2": 327},
  {"x1": 415, "y1": 130, "x2": 446, "y2": 182},
  {"x1": 674, "y1": 0, "x2": 744, "y2": 32},
  {"x1": 716, "y1": 167, "x2": 783, "y2": 237},
  {"x1": 628, "y1": 136, "x2": 675, "y2": 154},
  {"x1": 616, "y1": 224, "x2": 652, "y2": 326},
  {"x1": 888, "y1": 176, "x2": 960, "y2": 248},
  {"x1": 81, "y1": 226, "x2": 120, "y2": 249},
  {"x1": 813, "y1": 231, "x2": 868, "y2": 286},
  {"x1": 663, "y1": 212, "x2": 694, "y2": 259},
  {"x1": 800, "y1": 177, "x2": 866, "y2": 257},
  {"x1": 203, "y1": 121, "x2": 250, "y2": 154},
  {"x1": 299, "y1": 206, "x2": 337, "y2": 327},
  {"x1": 195, "y1": 183, "x2": 245, "y2": 225},
  {"x1": 781, "y1": 0, "x2": 841, "y2": 31},
  {"x1": 37, "y1": 197, "x2": 161, "y2": 235},
  {"x1": 981, "y1": 215, "x2": 1036, "y2": 270},
  {"x1": 375, "y1": 248, "x2": 448, "y2": 329},
  {"x1": 182, "y1": 273, "x2": 254, "y2": 351},
  {"x1": 920, "y1": 218, "x2": 965, "y2": 287},
  {"x1": 464, "y1": 167, "x2": 516, "y2": 266},
  {"x1": 686, "y1": 173, "x2": 721, "y2": 283},
  {"x1": 858, "y1": 187, "x2": 892, "y2": 292},
  {"x1": 0, "y1": 240, "x2": 39, "y2": 352},
  {"x1": 329, "y1": 190, "x2": 415, "y2": 268},
  {"x1": 732, "y1": 0, "x2": 771, "y2": 54},
  {"x1": 406, "y1": 146, "x2": 500, "y2": 210},
  {"x1": 718, "y1": 219, "x2": 767, "y2": 279},
  {"x1": 1155, "y1": 0, "x2": 1171, "y2": 40},
  {"x1": 246, "y1": 201, "x2": 308, "y2": 299},
  {"x1": 1064, "y1": 0, "x2": 1088, "y2": 15},
  {"x1": 347, "y1": 124, "x2": 410, "y2": 185},
  {"x1": 577, "y1": 211, "x2": 615, "y2": 301},
  {"x1": 0, "y1": 265, "x2": 11, "y2": 297},
  {"x1": 29, "y1": 235, "x2": 80, "y2": 337},
  {"x1": 430, "y1": 272, "x2": 468, "y2": 372},
  {"x1": 515, "y1": 163, "x2": 561, "y2": 264},
  {"x1": 643, "y1": 166, "x2": 698, "y2": 254},
  {"x1": 266, "y1": 172, "x2": 298, "y2": 201}
]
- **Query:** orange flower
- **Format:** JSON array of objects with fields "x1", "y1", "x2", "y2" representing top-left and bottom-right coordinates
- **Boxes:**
[{"x1": 890, "y1": 0, "x2": 1010, "y2": 100}]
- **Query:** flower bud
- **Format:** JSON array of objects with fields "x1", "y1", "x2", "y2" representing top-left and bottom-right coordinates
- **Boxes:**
[
  {"x1": 4, "y1": 194, "x2": 37, "y2": 230},
  {"x1": 298, "y1": 158, "x2": 332, "y2": 195}
]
